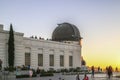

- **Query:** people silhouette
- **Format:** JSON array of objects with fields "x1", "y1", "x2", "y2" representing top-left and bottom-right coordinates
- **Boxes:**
[
  {"x1": 0, "y1": 59, "x2": 2, "y2": 70},
  {"x1": 76, "y1": 74, "x2": 80, "y2": 80},
  {"x1": 91, "y1": 66, "x2": 95, "y2": 78},
  {"x1": 83, "y1": 73, "x2": 89, "y2": 80},
  {"x1": 107, "y1": 66, "x2": 113, "y2": 79}
]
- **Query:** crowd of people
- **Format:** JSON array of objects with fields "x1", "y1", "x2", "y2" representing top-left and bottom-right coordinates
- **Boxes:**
[
  {"x1": 76, "y1": 65, "x2": 114, "y2": 80},
  {"x1": 0, "y1": 59, "x2": 117, "y2": 80}
]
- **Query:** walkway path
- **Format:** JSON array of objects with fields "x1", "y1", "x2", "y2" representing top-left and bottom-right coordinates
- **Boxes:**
[
  {"x1": 1, "y1": 71, "x2": 120, "y2": 80},
  {"x1": 16, "y1": 73, "x2": 120, "y2": 80}
]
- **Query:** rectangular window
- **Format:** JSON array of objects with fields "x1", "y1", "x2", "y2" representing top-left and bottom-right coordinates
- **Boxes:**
[
  {"x1": 60, "y1": 55, "x2": 64, "y2": 67},
  {"x1": 69, "y1": 56, "x2": 73, "y2": 67},
  {"x1": 38, "y1": 54, "x2": 43, "y2": 66},
  {"x1": 25, "y1": 53, "x2": 30, "y2": 66},
  {"x1": 49, "y1": 55, "x2": 54, "y2": 66}
]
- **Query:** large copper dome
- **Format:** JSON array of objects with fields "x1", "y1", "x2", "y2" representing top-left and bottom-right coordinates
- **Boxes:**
[{"x1": 52, "y1": 22, "x2": 82, "y2": 41}]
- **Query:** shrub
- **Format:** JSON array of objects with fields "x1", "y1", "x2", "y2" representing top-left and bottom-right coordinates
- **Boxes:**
[
  {"x1": 16, "y1": 74, "x2": 37, "y2": 78},
  {"x1": 115, "y1": 75, "x2": 120, "y2": 78},
  {"x1": 40, "y1": 69, "x2": 46, "y2": 73},
  {"x1": 4, "y1": 66, "x2": 16, "y2": 72},
  {"x1": 40, "y1": 72, "x2": 54, "y2": 77},
  {"x1": 47, "y1": 68, "x2": 56, "y2": 73},
  {"x1": 60, "y1": 68, "x2": 69, "y2": 72},
  {"x1": 69, "y1": 68, "x2": 74, "y2": 72}
]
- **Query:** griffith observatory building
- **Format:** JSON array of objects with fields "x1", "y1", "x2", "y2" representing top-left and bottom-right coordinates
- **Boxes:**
[{"x1": 0, "y1": 22, "x2": 82, "y2": 70}]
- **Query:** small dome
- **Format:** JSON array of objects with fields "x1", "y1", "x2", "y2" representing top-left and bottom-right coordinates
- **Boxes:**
[{"x1": 52, "y1": 22, "x2": 82, "y2": 41}]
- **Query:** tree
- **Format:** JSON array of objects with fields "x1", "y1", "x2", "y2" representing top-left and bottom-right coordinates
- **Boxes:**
[{"x1": 8, "y1": 24, "x2": 15, "y2": 67}]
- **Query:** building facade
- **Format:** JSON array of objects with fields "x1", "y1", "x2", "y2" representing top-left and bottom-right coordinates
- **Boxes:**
[{"x1": 0, "y1": 23, "x2": 82, "y2": 70}]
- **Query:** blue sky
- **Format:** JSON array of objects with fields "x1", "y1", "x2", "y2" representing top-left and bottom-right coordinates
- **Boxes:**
[
  {"x1": 1, "y1": 0, "x2": 120, "y2": 38},
  {"x1": 0, "y1": 0, "x2": 120, "y2": 68}
]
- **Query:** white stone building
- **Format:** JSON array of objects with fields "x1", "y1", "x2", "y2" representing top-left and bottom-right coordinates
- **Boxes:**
[{"x1": 0, "y1": 23, "x2": 82, "y2": 70}]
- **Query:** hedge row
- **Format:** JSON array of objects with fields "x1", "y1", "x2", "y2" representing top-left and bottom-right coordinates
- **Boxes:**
[
  {"x1": 16, "y1": 72, "x2": 54, "y2": 78},
  {"x1": 16, "y1": 74, "x2": 37, "y2": 78},
  {"x1": 40, "y1": 72, "x2": 54, "y2": 77}
]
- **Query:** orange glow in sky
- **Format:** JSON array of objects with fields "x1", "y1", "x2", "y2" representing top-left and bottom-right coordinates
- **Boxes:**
[{"x1": 82, "y1": 35, "x2": 120, "y2": 69}]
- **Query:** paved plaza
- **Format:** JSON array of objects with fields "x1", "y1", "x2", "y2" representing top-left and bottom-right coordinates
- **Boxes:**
[
  {"x1": 16, "y1": 73, "x2": 120, "y2": 80},
  {"x1": 1, "y1": 72, "x2": 120, "y2": 80},
  {"x1": 16, "y1": 76, "x2": 120, "y2": 80}
]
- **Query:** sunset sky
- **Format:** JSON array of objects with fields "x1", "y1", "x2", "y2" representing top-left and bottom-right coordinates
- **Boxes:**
[{"x1": 0, "y1": 0, "x2": 120, "y2": 69}]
